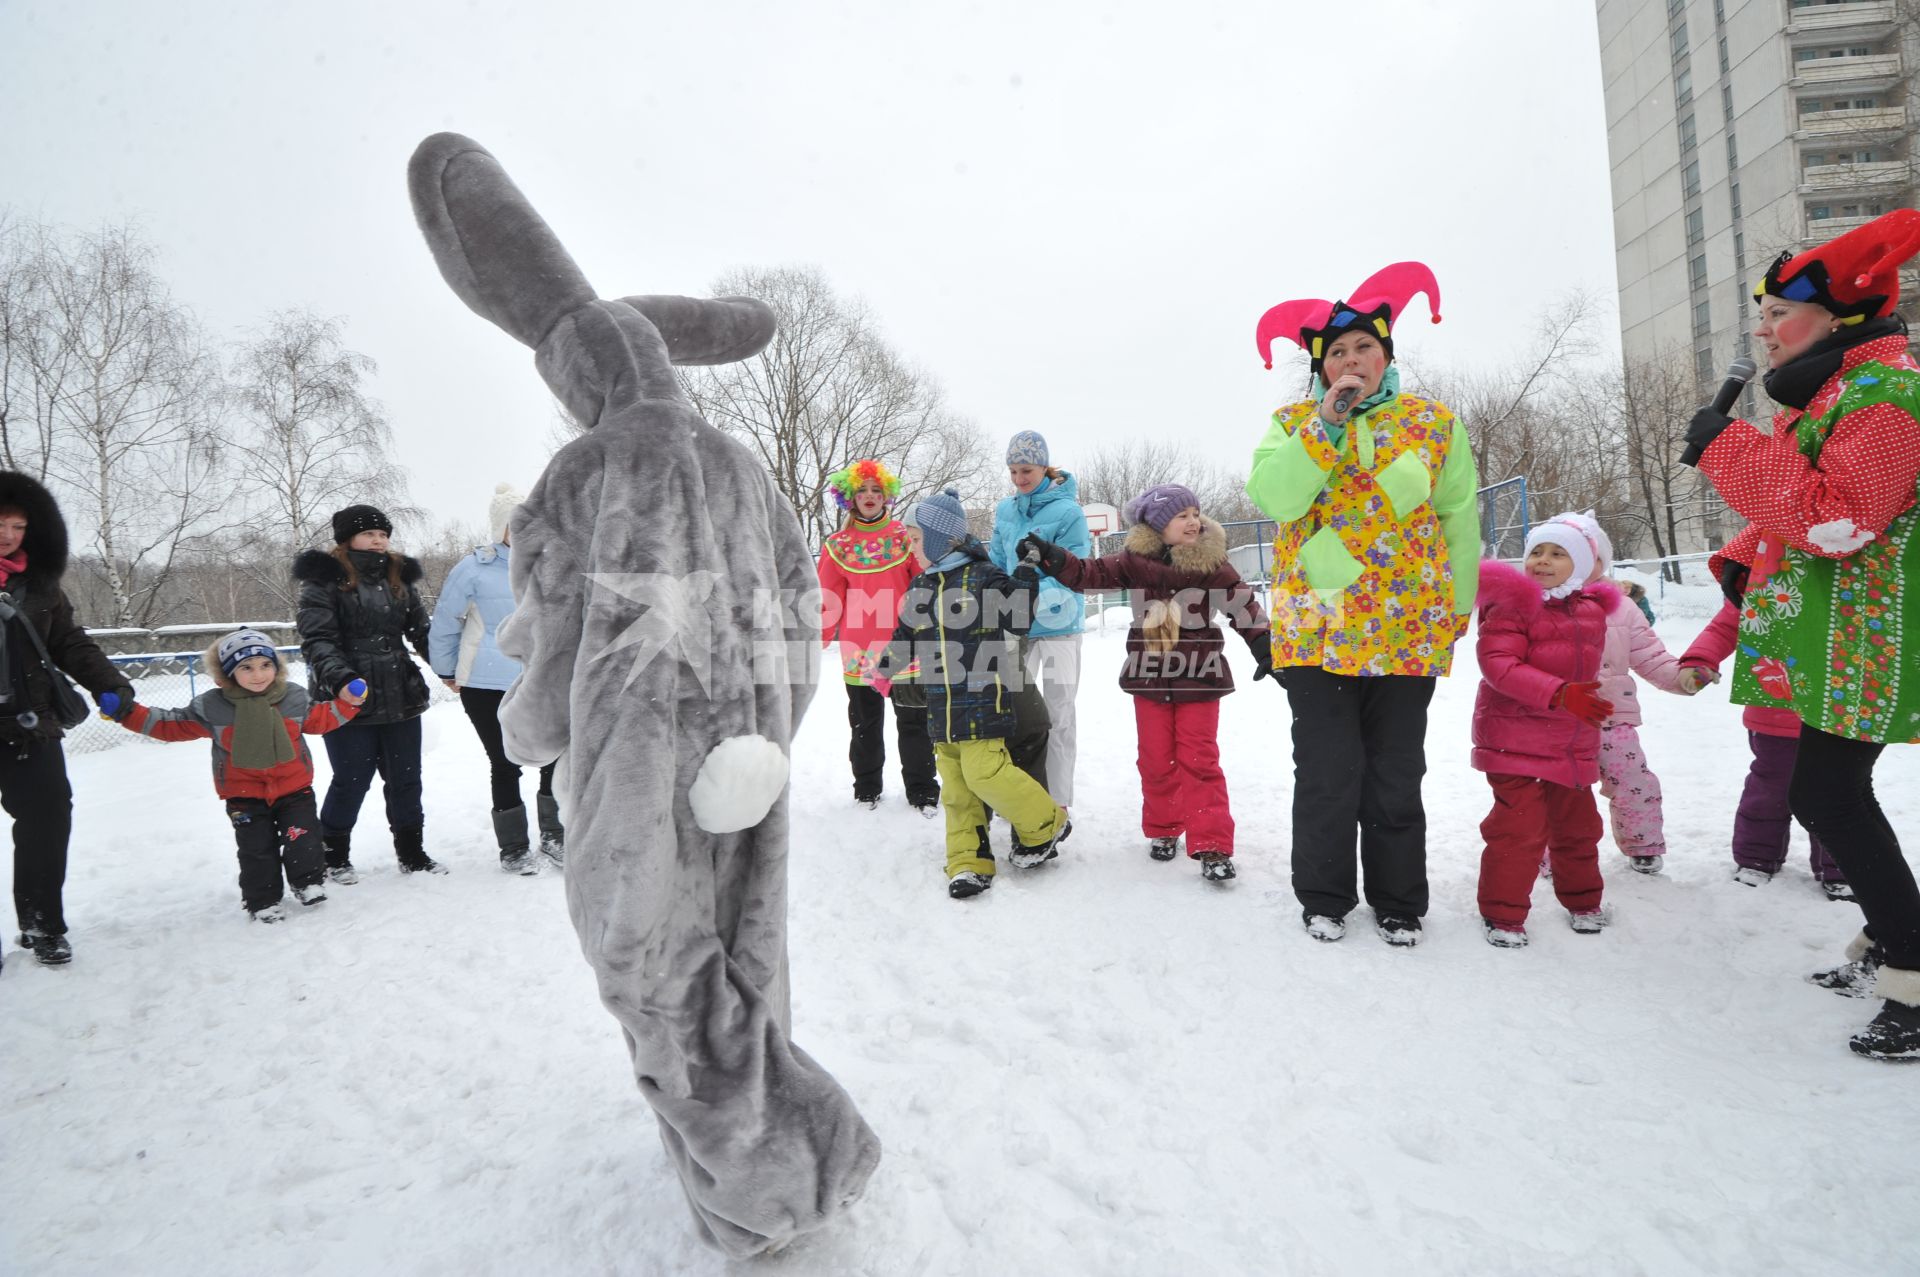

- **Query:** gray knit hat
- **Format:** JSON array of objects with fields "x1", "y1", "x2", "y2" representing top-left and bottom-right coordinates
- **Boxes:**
[
  {"x1": 1004, "y1": 430, "x2": 1049, "y2": 467},
  {"x1": 913, "y1": 488, "x2": 971, "y2": 559}
]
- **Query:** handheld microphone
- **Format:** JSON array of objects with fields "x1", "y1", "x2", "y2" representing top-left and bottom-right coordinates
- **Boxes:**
[
  {"x1": 1680, "y1": 355, "x2": 1759, "y2": 466},
  {"x1": 1331, "y1": 383, "x2": 1360, "y2": 418}
]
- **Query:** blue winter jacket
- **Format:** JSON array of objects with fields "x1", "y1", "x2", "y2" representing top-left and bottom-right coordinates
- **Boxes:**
[
  {"x1": 988, "y1": 472, "x2": 1090, "y2": 638},
  {"x1": 427, "y1": 544, "x2": 524, "y2": 691}
]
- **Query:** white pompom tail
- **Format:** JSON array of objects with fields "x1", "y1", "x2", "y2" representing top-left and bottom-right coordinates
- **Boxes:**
[{"x1": 689, "y1": 735, "x2": 791, "y2": 833}]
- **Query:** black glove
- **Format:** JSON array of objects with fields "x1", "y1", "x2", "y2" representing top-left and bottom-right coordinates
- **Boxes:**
[
  {"x1": 1681, "y1": 405, "x2": 1735, "y2": 467},
  {"x1": 1016, "y1": 534, "x2": 1069, "y2": 576},
  {"x1": 1251, "y1": 645, "x2": 1276, "y2": 683},
  {"x1": 1719, "y1": 563, "x2": 1750, "y2": 607},
  {"x1": 97, "y1": 686, "x2": 137, "y2": 721},
  {"x1": 1011, "y1": 564, "x2": 1042, "y2": 587}
]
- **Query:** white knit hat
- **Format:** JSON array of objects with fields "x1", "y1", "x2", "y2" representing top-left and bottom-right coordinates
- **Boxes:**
[
  {"x1": 1525, "y1": 511, "x2": 1605, "y2": 598},
  {"x1": 489, "y1": 483, "x2": 525, "y2": 543}
]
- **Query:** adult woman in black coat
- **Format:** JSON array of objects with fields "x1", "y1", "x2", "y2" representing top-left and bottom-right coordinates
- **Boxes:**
[
  {"x1": 293, "y1": 505, "x2": 441, "y2": 880},
  {"x1": 0, "y1": 471, "x2": 133, "y2": 965}
]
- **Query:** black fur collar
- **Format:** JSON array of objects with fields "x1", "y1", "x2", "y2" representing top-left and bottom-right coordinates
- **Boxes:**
[{"x1": 291, "y1": 548, "x2": 424, "y2": 585}]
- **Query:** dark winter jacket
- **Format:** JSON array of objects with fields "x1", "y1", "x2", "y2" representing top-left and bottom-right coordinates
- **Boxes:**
[
  {"x1": 1470, "y1": 561, "x2": 1618, "y2": 788},
  {"x1": 879, "y1": 539, "x2": 1043, "y2": 744},
  {"x1": 1050, "y1": 518, "x2": 1270, "y2": 702},
  {"x1": 292, "y1": 548, "x2": 432, "y2": 726},
  {"x1": 0, "y1": 472, "x2": 130, "y2": 746},
  {"x1": 121, "y1": 638, "x2": 360, "y2": 801}
]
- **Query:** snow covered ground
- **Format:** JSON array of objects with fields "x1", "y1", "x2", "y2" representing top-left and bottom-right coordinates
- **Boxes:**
[{"x1": 7, "y1": 583, "x2": 1919, "y2": 1275}]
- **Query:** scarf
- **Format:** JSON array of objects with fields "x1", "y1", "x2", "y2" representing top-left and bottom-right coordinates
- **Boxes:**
[
  {"x1": 0, "y1": 551, "x2": 25, "y2": 588},
  {"x1": 1762, "y1": 316, "x2": 1907, "y2": 410},
  {"x1": 221, "y1": 683, "x2": 297, "y2": 771}
]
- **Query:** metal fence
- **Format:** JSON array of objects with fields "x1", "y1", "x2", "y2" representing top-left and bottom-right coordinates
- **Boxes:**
[{"x1": 67, "y1": 641, "x2": 458, "y2": 755}]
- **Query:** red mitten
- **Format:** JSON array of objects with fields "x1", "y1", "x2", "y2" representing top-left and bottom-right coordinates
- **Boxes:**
[{"x1": 1552, "y1": 680, "x2": 1614, "y2": 727}]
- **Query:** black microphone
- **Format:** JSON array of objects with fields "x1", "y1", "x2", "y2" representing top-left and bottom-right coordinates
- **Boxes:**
[
  {"x1": 1680, "y1": 355, "x2": 1759, "y2": 467},
  {"x1": 1331, "y1": 382, "x2": 1360, "y2": 417}
]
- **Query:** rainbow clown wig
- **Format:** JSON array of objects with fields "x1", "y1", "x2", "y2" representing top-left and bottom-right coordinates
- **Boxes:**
[
  {"x1": 827, "y1": 458, "x2": 901, "y2": 511},
  {"x1": 1255, "y1": 261, "x2": 1443, "y2": 377}
]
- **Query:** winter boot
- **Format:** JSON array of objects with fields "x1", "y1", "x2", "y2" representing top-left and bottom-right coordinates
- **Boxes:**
[
  {"x1": 536, "y1": 792, "x2": 566, "y2": 866},
  {"x1": 18, "y1": 929, "x2": 72, "y2": 966},
  {"x1": 1810, "y1": 931, "x2": 1885, "y2": 998},
  {"x1": 288, "y1": 880, "x2": 328, "y2": 907},
  {"x1": 1376, "y1": 913, "x2": 1422, "y2": 946},
  {"x1": 493, "y1": 805, "x2": 539, "y2": 876},
  {"x1": 323, "y1": 832, "x2": 358, "y2": 885},
  {"x1": 1820, "y1": 880, "x2": 1856, "y2": 902},
  {"x1": 1628, "y1": 855, "x2": 1664, "y2": 875},
  {"x1": 394, "y1": 826, "x2": 447, "y2": 875},
  {"x1": 1195, "y1": 851, "x2": 1236, "y2": 883},
  {"x1": 1732, "y1": 866, "x2": 1775, "y2": 887},
  {"x1": 1009, "y1": 816, "x2": 1069, "y2": 869},
  {"x1": 1483, "y1": 919, "x2": 1530, "y2": 949},
  {"x1": 1303, "y1": 913, "x2": 1345, "y2": 943},
  {"x1": 1849, "y1": 985, "x2": 1920, "y2": 1061},
  {"x1": 249, "y1": 903, "x2": 287, "y2": 925},
  {"x1": 1149, "y1": 836, "x2": 1180, "y2": 862},
  {"x1": 1569, "y1": 909, "x2": 1608, "y2": 934},
  {"x1": 947, "y1": 870, "x2": 992, "y2": 900}
]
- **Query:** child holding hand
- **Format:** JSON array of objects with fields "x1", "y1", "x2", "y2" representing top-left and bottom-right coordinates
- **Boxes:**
[
  {"x1": 1471, "y1": 516, "x2": 1620, "y2": 947},
  {"x1": 109, "y1": 629, "x2": 365, "y2": 922}
]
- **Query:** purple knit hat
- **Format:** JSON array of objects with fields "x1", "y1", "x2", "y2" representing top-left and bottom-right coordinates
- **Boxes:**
[{"x1": 1124, "y1": 484, "x2": 1201, "y2": 533}]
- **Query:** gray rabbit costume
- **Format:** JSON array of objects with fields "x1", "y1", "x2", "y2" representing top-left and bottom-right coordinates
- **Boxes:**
[{"x1": 408, "y1": 133, "x2": 879, "y2": 1257}]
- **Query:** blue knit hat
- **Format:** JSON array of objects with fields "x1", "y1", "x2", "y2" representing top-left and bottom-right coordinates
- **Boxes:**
[
  {"x1": 217, "y1": 628, "x2": 280, "y2": 678},
  {"x1": 1005, "y1": 430, "x2": 1049, "y2": 467},
  {"x1": 1124, "y1": 483, "x2": 1201, "y2": 534},
  {"x1": 914, "y1": 488, "x2": 971, "y2": 559}
]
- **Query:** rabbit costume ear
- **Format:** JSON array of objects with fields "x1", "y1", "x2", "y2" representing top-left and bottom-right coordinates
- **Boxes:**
[
  {"x1": 621, "y1": 295, "x2": 777, "y2": 367},
  {"x1": 408, "y1": 132, "x2": 595, "y2": 349}
]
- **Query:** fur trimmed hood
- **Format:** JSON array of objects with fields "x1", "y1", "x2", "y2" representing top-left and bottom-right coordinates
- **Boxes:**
[
  {"x1": 291, "y1": 547, "x2": 425, "y2": 587},
  {"x1": 0, "y1": 470, "x2": 70, "y2": 589},
  {"x1": 200, "y1": 637, "x2": 288, "y2": 693},
  {"x1": 1476, "y1": 559, "x2": 1620, "y2": 618},
  {"x1": 1123, "y1": 516, "x2": 1229, "y2": 574}
]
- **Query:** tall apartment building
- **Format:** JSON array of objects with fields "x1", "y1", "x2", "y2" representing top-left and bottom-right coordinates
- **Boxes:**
[{"x1": 1597, "y1": 0, "x2": 1917, "y2": 397}]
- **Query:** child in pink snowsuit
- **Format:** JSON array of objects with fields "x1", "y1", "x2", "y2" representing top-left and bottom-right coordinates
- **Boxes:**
[
  {"x1": 1583, "y1": 521, "x2": 1712, "y2": 875},
  {"x1": 1471, "y1": 514, "x2": 1619, "y2": 947},
  {"x1": 1680, "y1": 557, "x2": 1850, "y2": 899}
]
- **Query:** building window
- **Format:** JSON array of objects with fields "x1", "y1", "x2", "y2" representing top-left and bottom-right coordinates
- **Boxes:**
[
  {"x1": 1726, "y1": 134, "x2": 1738, "y2": 166},
  {"x1": 1804, "y1": 152, "x2": 1828, "y2": 167},
  {"x1": 1713, "y1": 0, "x2": 1724, "y2": 20},
  {"x1": 1696, "y1": 347, "x2": 1716, "y2": 384},
  {"x1": 1687, "y1": 208, "x2": 1706, "y2": 245},
  {"x1": 1680, "y1": 113, "x2": 1698, "y2": 150},
  {"x1": 1721, "y1": 83, "x2": 1733, "y2": 120},
  {"x1": 1685, "y1": 160, "x2": 1703, "y2": 197},
  {"x1": 1672, "y1": 23, "x2": 1689, "y2": 61},
  {"x1": 1847, "y1": 47, "x2": 1872, "y2": 58},
  {"x1": 1694, "y1": 300, "x2": 1713, "y2": 338},
  {"x1": 1690, "y1": 254, "x2": 1709, "y2": 290},
  {"x1": 1852, "y1": 97, "x2": 1879, "y2": 110},
  {"x1": 1734, "y1": 230, "x2": 1745, "y2": 262},
  {"x1": 1730, "y1": 179, "x2": 1742, "y2": 217},
  {"x1": 1797, "y1": 48, "x2": 1819, "y2": 63},
  {"x1": 1718, "y1": 37, "x2": 1730, "y2": 74},
  {"x1": 1677, "y1": 66, "x2": 1693, "y2": 103},
  {"x1": 1801, "y1": 99, "x2": 1825, "y2": 115},
  {"x1": 1810, "y1": 205, "x2": 1833, "y2": 219}
]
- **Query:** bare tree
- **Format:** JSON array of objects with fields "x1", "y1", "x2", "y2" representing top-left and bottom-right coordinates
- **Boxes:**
[
  {"x1": 672, "y1": 266, "x2": 994, "y2": 544},
  {"x1": 15, "y1": 223, "x2": 228, "y2": 626},
  {"x1": 225, "y1": 309, "x2": 413, "y2": 610},
  {"x1": 1076, "y1": 440, "x2": 1265, "y2": 549},
  {"x1": 0, "y1": 216, "x2": 60, "y2": 479}
]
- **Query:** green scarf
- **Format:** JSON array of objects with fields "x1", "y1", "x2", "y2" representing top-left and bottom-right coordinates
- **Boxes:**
[{"x1": 221, "y1": 684, "x2": 297, "y2": 770}]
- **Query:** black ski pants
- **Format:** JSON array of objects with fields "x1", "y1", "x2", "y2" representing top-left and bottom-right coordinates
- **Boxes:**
[
  {"x1": 228, "y1": 787, "x2": 326, "y2": 911},
  {"x1": 320, "y1": 716, "x2": 424, "y2": 838},
  {"x1": 1281, "y1": 666, "x2": 1436, "y2": 920},
  {"x1": 846, "y1": 682, "x2": 938, "y2": 804},
  {"x1": 3, "y1": 738, "x2": 73, "y2": 936},
  {"x1": 460, "y1": 687, "x2": 554, "y2": 812},
  {"x1": 1790, "y1": 725, "x2": 1920, "y2": 971}
]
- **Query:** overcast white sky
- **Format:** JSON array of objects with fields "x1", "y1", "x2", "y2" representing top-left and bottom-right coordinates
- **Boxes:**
[{"x1": 2, "y1": 0, "x2": 1622, "y2": 534}]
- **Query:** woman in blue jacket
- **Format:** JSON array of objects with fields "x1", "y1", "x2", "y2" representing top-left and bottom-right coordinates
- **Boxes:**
[
  {"x1": 988, "y1": 431, "x2": 1091, "y2": 812},
  {"x1": 429, "y1": 483, "x2": 563, "y2": 873}
]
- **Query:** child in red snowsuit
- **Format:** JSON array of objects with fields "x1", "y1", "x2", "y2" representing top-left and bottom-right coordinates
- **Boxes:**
[
  {"x1": 1471, "y1": 514, "x2": 1618, "y2": 946},
  {"x1": 1019, "y1": 484, "x2": 1271, "y2": 883},
  {"x1": 112, "y1": 629, "x2": 364, "y2": 922}
]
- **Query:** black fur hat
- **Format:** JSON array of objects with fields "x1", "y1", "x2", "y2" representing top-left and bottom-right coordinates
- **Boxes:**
[
  {"x1": 331, "y1": 504, "x2": 393, "y2": 544},
  {"x1": 0, "y1": 471, "x2": 70, "y2": 591}
]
